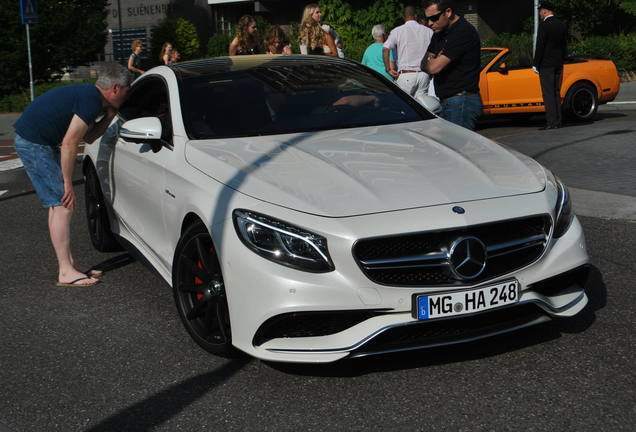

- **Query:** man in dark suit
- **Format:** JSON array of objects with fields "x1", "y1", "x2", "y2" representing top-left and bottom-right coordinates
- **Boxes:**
[{"x1": 533, "y1": 1, "x2": 568, "y2": 129}]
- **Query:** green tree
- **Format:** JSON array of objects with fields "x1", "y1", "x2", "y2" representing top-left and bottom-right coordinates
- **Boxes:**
[
  {"x1": 0, "y1": 0, "x2": 108, "y2": 97},
  {"x1": 150, "y1": 18, "x2": 201, "y2": 66},
  {"x1": 551, "y1": 0, "x2": 636, "y2": 36},
  {"x1": 175, "y1": 18, "x2": 200, "y2": 60},
  {"x1": 206, "y1": 33, "x2": 232, "y2": 57},
  {"x1": 320, "y1": 0, "x2": 404, "y2": 62}
]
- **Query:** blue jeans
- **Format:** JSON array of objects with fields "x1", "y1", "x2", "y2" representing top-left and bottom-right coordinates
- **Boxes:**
[
  {"x1": 14, "y1": 134, "x2": 64, "y2": 208},
  {"x1": 440, "y1": 93, "x2": 482, "y2": 130}
]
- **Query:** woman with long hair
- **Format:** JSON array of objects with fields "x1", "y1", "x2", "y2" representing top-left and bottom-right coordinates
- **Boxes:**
[
  {"x1": 159, "y1": 42, "x2": 175, "y2": 65},
  {"x1": 264, "y1": 26, "x2": 292, "y2": 54},
  {"x1": 229, "y1": 15, "x2": 260, "y2": 55},
  {"x1": 298, "y1": 4, "x2": 337, "y2": 56}
]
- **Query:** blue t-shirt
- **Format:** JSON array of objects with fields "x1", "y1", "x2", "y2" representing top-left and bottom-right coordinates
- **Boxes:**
[
  {"x1": 361, "y1": 42, "x2": 395, "y2": 81},
  {"x1": 14, "y1": 84, "x2": 103, "y2": 147}
]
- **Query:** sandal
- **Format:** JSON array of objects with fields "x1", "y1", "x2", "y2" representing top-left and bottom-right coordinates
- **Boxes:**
[{"x1": 56, "y1": 277, "x2": 101, "y2": 287}]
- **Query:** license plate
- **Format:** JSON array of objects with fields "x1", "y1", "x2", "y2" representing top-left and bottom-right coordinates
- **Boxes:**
[{"x1": 416, "y1": 279, "x2": 519, "y2": 320}]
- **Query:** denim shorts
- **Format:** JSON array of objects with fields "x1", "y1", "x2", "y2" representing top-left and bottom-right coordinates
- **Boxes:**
[{"x1": 14, "y1": 134, "x2": 64, "y2": 208}]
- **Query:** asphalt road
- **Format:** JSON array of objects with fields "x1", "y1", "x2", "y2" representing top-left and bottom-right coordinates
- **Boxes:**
[{"x1": 1, "y1": 107, "x2": 635, "y2": 431}]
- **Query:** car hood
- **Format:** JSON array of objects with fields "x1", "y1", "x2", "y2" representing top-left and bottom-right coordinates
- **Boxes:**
[{"x1": 184, "y1": 119, "x2": 546, "y2": 217}]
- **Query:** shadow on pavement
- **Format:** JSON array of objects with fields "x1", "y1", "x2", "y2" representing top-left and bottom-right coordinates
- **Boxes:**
[
  {"x1": 553, "y1": 265, "x2": 607, "y2": 334},
  {"x1": 530, "y1": 128, "x2": 635, "y2": 159},
  {"x1": 88, "y1": 253, "x2": 137, "y2": 274},
  {"x1": 86, "y1": 359, "x2": 250, "y2": 432}
]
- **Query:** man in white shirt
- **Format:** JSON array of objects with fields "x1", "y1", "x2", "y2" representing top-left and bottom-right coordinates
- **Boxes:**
[{"x1": 382, "y1": 6, "x2": 433, "y2": 103}]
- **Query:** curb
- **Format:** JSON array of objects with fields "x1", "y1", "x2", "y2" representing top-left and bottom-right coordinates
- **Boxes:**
[{"x1": 620, "y1": 70, "x2": 636, "y2": 82}]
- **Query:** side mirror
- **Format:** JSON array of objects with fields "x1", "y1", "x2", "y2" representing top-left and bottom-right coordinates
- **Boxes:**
[
  {"x1": 417, "y1": 95, "x2": 442, "y2": 114},
  {"x1": 120, "y1": 117, "x2": 163, "y2": 152},
  {"x1": 497, "y1": 62, "x2": 508, "y2": 74}
]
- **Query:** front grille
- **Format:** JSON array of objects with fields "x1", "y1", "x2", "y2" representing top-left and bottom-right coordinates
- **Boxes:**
[
  {"x1": 253, "y1": 309, "x2": 385, "y2": 346},
  {"x1": 351, "y1": 303, "x2": 544, "y2": 356},
  {"x1": 353, "y1": 215, "x2": 551, "y2": 287}
]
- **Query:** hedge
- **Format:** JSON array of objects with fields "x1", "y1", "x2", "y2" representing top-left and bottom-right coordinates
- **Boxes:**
[
  {"x1": 483, "y1": 32, "x2": 636, "y2": 72},
  {"x1": 0, "y1": 80, "x2": 94, "y2": 113},
  {"x1": 569, "y1": 34, "x2": 636, "y2": 71}
]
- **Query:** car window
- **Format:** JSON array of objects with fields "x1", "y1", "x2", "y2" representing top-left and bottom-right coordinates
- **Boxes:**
[
  {"x1": 119, "y1": 76, "x2": 173, "y2": 144},
  {"x1": 481, "y1": 49, "x2": 501, "y2": 70},
  {"x1": 489, "y1": 50, "x2": 533, "y2": 72},
  {"x1": 178, "y1": 61, "x2": 434, "y2": 140}
]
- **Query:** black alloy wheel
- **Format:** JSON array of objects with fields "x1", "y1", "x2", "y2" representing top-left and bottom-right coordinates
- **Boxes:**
[
  {"x1": 564, "y1": 82, "x2": 598, "y2": 122},
  {"x1": 84, "y1": 164, "x2": 122, "y2": 252},
  {"x1": 173, "y1": 222, "x2": 237, "y2": 357}
]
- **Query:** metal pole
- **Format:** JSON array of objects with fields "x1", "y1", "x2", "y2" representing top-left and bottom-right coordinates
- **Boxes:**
[
  {"x1": 26, "y1": 23, "x2": 34, "y2": 101},
  {"x1": 117, "y1": 0, "x2": 123, "y2": 63},
  {"x1": 533, "y1": 0, "x2": 539, "y2": 55}
]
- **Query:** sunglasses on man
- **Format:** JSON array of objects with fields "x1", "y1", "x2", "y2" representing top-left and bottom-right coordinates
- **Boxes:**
[{"x1": 425, "y1": 11, "x2": 444, "y2": 22}]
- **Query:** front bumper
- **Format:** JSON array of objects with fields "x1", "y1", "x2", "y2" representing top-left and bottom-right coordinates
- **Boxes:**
[{"x1": 218, "y1": 194, "x2": 589, "y2": 363}]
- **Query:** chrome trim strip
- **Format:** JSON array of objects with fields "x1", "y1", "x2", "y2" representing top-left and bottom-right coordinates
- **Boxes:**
[
  {"x1": 360, "y1": 251, "x2": 448, "y2": 268},
  {"x1": 486, "y1": 234, "x2": 546, "y2": 253},
  {"x1": 362, "y1": 262, "x2": 448, "y2": 270},
  {"x1": 348, "y1": 316, "x2": 551, "y2": 359},
  {"x1": 487, "y1": 240, "x2": 546, "y2": 259}
]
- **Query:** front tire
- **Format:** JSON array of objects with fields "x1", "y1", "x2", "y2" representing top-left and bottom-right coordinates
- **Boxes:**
[
  {"x1": 84, "y1": 164, "x2": 122, "y2": 252},
  {"x1": 564, "y1": 82, "x2": 598, "y2": 122},
  {"x1": 172, "y1": 222, "x2": 238, "y2": 357}
]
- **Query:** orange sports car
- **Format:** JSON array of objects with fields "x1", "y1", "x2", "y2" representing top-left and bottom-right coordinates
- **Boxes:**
[{"x1": 479, "y1": 47, "x2": 620, "y2": 121}]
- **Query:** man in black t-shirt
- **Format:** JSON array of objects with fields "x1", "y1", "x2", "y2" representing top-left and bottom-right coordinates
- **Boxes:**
[{"x1": 420, "y1": 0, "x2": 482, "y2": 130}]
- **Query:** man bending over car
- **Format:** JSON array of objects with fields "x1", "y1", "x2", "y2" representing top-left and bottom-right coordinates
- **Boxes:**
[{"x1": 13, "y1": 63, "x2": 132, "y2": 287}]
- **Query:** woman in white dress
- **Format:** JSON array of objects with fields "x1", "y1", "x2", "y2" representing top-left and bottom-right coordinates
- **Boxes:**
[{"x1": 298, "y1": 4, "x2": 338, "y2": 57}]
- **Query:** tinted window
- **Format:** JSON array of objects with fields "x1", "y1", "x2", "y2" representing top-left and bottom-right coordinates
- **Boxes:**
[{"x1": 178, "y1": 62, "x2": 434, "y2": 139}]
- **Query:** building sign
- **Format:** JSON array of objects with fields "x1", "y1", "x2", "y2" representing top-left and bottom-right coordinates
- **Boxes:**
[{"x1": 109, "y1": 1, "x2": 173, "y2": 23}]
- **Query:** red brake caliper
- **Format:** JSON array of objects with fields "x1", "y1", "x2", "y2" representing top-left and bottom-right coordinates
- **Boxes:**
[{"x1": 195, "y1": 261, "x2": 204, "y2": 299}]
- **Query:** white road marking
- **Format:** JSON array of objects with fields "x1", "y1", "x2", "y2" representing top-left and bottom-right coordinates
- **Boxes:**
[
  {"x1": 0, "y1": 158, "x2": 23, "y2": 172},
  {"x1": 0, "y1": 190, "x2": 7, "y2": 197},
  {"x1": 607, "y1": 101, "x2": 636, "y2": 104}
]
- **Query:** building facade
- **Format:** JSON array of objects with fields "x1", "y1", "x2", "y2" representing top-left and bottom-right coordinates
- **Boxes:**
[{"x1": 105, "y1": 0, "x2": 211, "y2": 62}]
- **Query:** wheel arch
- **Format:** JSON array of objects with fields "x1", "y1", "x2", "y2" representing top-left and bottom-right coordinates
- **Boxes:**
[
  {"x1": 562, "y1": 77, "x2": 599, "y2": 99},
  {"x1": 180, "y1": 212, "x2": 207, "y2": 236}
]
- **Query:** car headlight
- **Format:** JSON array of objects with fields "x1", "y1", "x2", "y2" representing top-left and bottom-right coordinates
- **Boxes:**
[
  {"x1": 233, "y1": 210, "x2": 334, "y2": 272},
  {"x1": 553, "y1": 177, "x2": 574, "y2": 238}
]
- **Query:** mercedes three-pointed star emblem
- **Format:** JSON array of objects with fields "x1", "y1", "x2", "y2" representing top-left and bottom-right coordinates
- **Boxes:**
[{"x1": 448, "y1": 236, "x2": 487, "y2": 280}]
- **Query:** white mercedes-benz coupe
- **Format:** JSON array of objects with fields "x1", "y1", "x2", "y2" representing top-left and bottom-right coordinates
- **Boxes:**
[{"x1": 83, "y1": 55, "x2": 590, "y2": 363}]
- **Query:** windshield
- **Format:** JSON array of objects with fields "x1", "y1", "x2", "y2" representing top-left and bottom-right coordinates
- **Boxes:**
[
  {"x1": 178, "y1": 61, "x2": 434, "y2": 139},
  {"x1": 481, "y1": 49, "x2": 502, "y2": 70}
]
